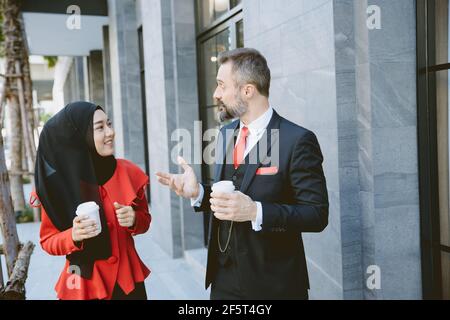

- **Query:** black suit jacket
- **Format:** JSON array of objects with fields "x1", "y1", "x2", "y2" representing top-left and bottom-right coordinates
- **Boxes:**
[{"x1": 195, "y1": 110, "x2": 329, "y2": 299}]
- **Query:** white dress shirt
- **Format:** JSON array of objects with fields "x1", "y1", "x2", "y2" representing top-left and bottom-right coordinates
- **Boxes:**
[{"x1": 191, "y1": 107, "x2": 274, "y2": 232}]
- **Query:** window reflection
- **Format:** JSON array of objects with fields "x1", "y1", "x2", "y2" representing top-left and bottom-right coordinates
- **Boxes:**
[
  {"x1": 434, "y1": 0, "x2": 450, "y2": 65},
  {"x1": 236, "y1": 19, "x2": 244, "y2": 48},
  {"x1": 231, "y1": 0, "x2": 242, "y2": 9},
  {"x1": 197, "y1": 0, "x2": 242, "y2": 30}
]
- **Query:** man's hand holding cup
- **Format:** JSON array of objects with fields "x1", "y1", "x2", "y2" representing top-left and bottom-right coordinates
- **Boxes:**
[{"x1": 210, "y1": 181, "x2": 257, "y2": 223}]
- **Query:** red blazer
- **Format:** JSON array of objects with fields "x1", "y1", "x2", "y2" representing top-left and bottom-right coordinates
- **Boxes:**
[{"x1": 32, "y1": 159, "x2": 151, "y2": 300}]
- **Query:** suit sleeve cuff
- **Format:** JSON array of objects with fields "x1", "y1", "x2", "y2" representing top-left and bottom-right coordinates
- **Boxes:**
[
  {"x1": 251, "y1": 201, "x2": 263, "y2": 232},
  {"x1": 190, "y1": 184, "x2": 204, "y2": 207}
]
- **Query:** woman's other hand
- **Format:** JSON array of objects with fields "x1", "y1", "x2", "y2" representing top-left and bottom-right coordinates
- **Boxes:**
[{"x1": 114, "y1": 202, "x2": 136, "y2": 228}]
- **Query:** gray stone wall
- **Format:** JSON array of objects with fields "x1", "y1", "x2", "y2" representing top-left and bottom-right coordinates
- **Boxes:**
[
  {"x1": 139, "y1": 0, "x2": 203, "y2": 258},
  {"x1": 107, "y1": 0, "x2": 146, "y2": 170},
  {"x1": 63, "y1": 57, "x2": 87, "y2": 105},
  {"x1": 354, "y1": 0, "x2": 421, "y2": 299},
  {"x1": 333, "y1": 0, "x2": 363, "y2": 300},
  {"x1": 88, "y1": 50, "x2": 106, "y2": 108},
  {"x1": 62, "y1": 60, "x2": 76, "y2": 105}
]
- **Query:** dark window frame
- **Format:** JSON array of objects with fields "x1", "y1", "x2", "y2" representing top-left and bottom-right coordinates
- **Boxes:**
[
  {"x1": 138, "y1": 25, "x2": 151, "y2": 202},
  {"x1": 416, "y1": 0, "x2": 449, "y2": 300}
]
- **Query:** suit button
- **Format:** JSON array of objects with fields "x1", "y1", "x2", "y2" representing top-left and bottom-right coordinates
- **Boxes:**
[
  {"x1": 107, "y1": 222, "x2": 113, "y2": 229},
  {"x1": 107, "y1": 256, "x2": 118, "y2": 264},
  {"x1": 232, "y1": 176, "x2": 237, "y2": 182}
]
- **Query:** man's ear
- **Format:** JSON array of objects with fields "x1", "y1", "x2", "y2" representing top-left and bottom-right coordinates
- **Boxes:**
[{"x1": 243, "y1": 84, "x2": 256, "y2": 98}]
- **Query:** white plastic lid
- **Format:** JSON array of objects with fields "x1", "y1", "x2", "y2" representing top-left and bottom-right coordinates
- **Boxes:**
[
  {"x1": 76, "y1": 201, "x2": 99, "y2": 214},
  {"x1": 212, "y1": 181, "x2": 235, "y2": 192}
]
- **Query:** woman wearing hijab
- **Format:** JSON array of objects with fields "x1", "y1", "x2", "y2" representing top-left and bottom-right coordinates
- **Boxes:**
[{"x1": 30, "y1": 101, "x2": 151, "y2": 300}]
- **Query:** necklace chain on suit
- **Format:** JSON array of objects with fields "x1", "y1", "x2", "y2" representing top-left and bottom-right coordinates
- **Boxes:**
[{"x1": 218, "y1": 221, "x2": 234, "y2": 253}]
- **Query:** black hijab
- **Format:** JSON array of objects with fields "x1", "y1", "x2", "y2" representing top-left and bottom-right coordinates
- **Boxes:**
[{"x1": 35, "y1": 101, "x2": 116, "y2": 279}]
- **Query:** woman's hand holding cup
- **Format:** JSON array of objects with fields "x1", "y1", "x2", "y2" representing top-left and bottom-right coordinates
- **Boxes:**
[{"x1": 72, "y1": 215, "x2": 100, "y2": 242}]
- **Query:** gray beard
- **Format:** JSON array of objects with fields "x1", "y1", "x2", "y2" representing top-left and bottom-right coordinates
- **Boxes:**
[{"x1": 217, "y1": 101, "x2": 248, "y2": 123}]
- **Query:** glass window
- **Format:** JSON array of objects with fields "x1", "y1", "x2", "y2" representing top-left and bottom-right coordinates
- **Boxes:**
[
  {"x1": 197, "y1": 0, "x2": 242, "y2": 30},
  {"x1": 435, "y1": 34, "x2": 450, "y2": 303},
  {"x1": 199, "y1": 28, "x2": 231, "y2": 183},
  {"x1": 200, "y1": 106, "x2": 220, "y2": 182},
  {"x1": 435, "y1": 69, "x2": 450, "y2": 250},
  {"x1": 434, "y1": 0, "x2": 450, "y2": 65},
  {"x1": 418, "y1": 0, "x2": 450, "y2": 299},
  {"x1": 214, "y1": 0, "x2": 229, "y2": 19},
  {"x1": 198, "y1": 0, "x2": 214, "y2": 29},
  {"x1": 236, "y1": 19, "x2": 244, "y2": 48},
  {"x1": 200, "y1": 28, "x2": 232, "y2": 108},
  {"x1": 230, "y1": 0, "x2": 242, "y2": 9}
]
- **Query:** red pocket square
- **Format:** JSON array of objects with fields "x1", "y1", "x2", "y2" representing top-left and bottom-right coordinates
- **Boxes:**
[{"x1": 256, "y1": 167, "x2": 279, "y2": 175}]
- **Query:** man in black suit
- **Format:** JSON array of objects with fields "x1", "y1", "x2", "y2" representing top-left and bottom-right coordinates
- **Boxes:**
[{"x1": 156, "y1": 48, "x2": 329, "y2": 300}]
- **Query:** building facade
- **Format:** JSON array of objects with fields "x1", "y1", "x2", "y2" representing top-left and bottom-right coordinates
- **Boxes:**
[{"x1": 21, "y1": 0, "x2": 449, "y2": 299}]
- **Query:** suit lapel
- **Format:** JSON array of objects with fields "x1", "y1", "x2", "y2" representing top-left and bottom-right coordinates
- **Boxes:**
[
  {"x1": 214, "y1": 120, "x2": 240, "y2": 183},
  {"x1": 239, "y1": 111, "x2": 281, "y2": 194},
  {"x1": 208, "y1": 112, "x2": 281, "y2": 243}
]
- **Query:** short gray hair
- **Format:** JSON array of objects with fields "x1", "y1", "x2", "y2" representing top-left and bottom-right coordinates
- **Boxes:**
[{"x1": 218, "y1": 48, "x2": 271, "y2": 97}]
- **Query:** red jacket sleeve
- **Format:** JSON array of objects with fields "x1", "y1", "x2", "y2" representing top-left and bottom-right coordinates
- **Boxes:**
[
  {"x1": 31, "y1": 191, "x2": 83, "y2": 256},
  {"x1": 128, "y1": 187, "x2": 151, "y2": 236},
  {"x1": 40, "y1": 208, "x2": 84, "y2": 256}
]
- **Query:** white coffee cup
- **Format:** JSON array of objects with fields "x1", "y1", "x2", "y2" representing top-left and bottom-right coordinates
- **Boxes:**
[
  {"x1": 76, "y1": 201, "x2": 101, "y2": 233},
  {"x1": 212, "y1": 181, "x2": 236, "y2": 194}
]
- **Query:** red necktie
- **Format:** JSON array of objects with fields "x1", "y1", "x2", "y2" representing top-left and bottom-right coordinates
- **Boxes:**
[{"x1": 234, "y1": 126, "x2": 249, "y2": 169}]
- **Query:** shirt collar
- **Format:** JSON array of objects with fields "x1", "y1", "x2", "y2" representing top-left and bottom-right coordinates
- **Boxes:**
[{"x1": 240, "y1": 106, "x2": 274, "y2": 137}]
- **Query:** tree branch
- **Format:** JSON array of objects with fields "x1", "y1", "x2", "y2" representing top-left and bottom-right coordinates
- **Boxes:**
[{"x1": 0, "y1": 241, "x2": 35, "y2": 300}]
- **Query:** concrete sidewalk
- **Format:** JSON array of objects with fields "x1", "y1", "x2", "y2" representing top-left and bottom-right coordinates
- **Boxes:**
[{"x1": 14, "y1": 222, "x2": 210, "y2": 300}]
